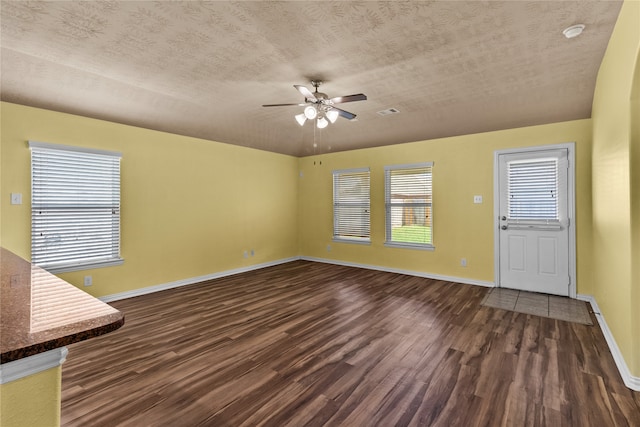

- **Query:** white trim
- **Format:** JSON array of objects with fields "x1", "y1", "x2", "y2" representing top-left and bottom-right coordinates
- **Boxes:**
[
  {"x1": 332, "y1": 238, "x2": 371, "y2": 245},
  {"x1": 493, "y1": 142, "x2": 577, "y2": 298},
  {"x1": 383, "y1": 242, "x2": 435, "y2": 251},
  {"x1": 0, "y1": 347, "x2": 68, "y2": 384},
  {"x1": 384, "y1": 162, "x2": 434, "y2": 249},
  {"x1": 332, "y1": 167, "x2": 370, "y2": 174},
  {"x1": 101, "y1": 256, "x2": 494, "y2": 304},
  {"x1": 29, "y1": 140, "x2": 122, "y2": 158},
  {"x1": 99, "y1": 257, "x2": 300, "y2": 303},
  {"x1": 92, "y1": 256, "x2": 640, "y2": 392},
  {"x1": 332, "y1": 168, "x2": 371, "y2": 242},
  {"x1": 46, "y1": 258, "x2": 124, "y2": 274},
  {"x1": 577, "y1": 294, "x2": 640, "y2": 391},
  {"x1": 384, "y1": 161, "x2": 433, "y2": 171},
  {"x1": 301, "y1": 256, "x2": 494, "y2": 288}
]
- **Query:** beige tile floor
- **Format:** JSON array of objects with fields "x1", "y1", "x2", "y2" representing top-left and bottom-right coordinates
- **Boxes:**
[{"x1": 481, "y1": 288, "x2": 593, "y2": 325}]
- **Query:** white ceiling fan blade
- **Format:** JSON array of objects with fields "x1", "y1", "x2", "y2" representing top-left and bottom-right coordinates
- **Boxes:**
[
  {"x1": 294, "y1": 85, "x2": 317, "y2": 102},
  {"x1": 330, "y1": 94, "x2": 367, "y2": 104},
  {"x1": 262, "y1": 103, "x2": 307, "y2": 107},
  {"x1": 331, "y1": 106, "x2": 357, "y2": 120}
]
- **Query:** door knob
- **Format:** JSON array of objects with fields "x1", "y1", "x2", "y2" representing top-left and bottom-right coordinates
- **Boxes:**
[{"x1": 501, "y1": 225, "x2": 508, "y2": 230}]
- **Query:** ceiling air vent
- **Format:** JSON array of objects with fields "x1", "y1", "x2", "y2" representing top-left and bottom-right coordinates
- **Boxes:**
[{"x1": 377, "y1": 108, "x2": 400, "y2": 116}]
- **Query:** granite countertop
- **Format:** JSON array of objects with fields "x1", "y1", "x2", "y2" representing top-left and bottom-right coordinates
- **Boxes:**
[{"x1": 1, "y1": 248, "x2": 124, "y2": 363}]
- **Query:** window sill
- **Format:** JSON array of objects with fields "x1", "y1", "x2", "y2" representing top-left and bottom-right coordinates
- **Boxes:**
[
  {"x1": 332, "y1": 238, "x2": 371, "y2": 246},
  {"x1": 384, "y1": 242, "x2": 435, "y2": 251},
  {"x1": 43, "y1": 258, "x2": 124, "y2": 274}
]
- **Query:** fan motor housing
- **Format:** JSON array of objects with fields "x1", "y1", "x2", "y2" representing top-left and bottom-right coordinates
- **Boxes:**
[{"x1": 314, "y1": 92, "x2": 329, "y2": 102}]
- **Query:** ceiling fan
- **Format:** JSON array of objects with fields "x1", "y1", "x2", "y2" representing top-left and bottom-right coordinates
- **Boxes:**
[{"x1": 262, "y1": 81, "x2": 366, "y2": 128}]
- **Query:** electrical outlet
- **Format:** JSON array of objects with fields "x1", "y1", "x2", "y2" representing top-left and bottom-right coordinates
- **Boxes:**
[
  {"x1": 461, "y1": 258, "x2": 467, "y2": 267},
  {"x1": 473, "y1": 195, "x2": 483, "y2": 204},
  {"x1": 243, "y1": 250, "x2": 248, "y2": 259},
  {"x1": 326, "y1": 245, "x2": 332, "y2": 252},
  {"x1": 250, "y1": 249, "x2": 255, "y2": 257},
  {"x1": 84, "y1": 276, "x2": 92, "y2": 286}
]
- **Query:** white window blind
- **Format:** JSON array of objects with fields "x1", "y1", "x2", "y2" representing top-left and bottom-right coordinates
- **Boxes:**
[
  {"x1": 333, "y1": 168, "x2": 370, "y2": 243},
  {"x1": 508, "y1": 159, "x2": 558, "y2": 220},
  {"x1": 385, "y1": 163, "x2": 433, "y2": 249},
  {"x1": 30, "y1": 141, "x2": 123, "y2": 273}
]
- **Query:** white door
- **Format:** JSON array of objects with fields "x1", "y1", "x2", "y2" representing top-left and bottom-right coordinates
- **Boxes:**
[{"x1": 497, "y1": 148, "x2": 571, "y2": 296}]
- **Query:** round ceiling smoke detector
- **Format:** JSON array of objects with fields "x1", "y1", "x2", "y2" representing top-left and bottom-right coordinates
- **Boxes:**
[{"x1": 563, "y1": 24, "x2": 585, "y2": 39}]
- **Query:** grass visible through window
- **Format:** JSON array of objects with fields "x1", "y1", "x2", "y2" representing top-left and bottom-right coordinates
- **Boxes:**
[{"x1": 391, "y1": 225, "x2": 432, "y2": 244}]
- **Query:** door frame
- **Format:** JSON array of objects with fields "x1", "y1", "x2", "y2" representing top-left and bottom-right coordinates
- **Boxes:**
[{"x1": 493, "y1": 142, "x2": 577, "y2": 298}]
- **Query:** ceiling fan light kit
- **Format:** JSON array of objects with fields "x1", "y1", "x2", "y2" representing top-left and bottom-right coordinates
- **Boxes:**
[
  {"x1": 317, "y1": 116, "x2": 329, "y2": 129},
  {"x1": 295, "y1": 113, "x2": 307, "y2": 126},
  {"x1": 326, "y1": 109, "x2": 339, "y2": 123},
  {"x1": 304, "y1": 105, "x2": 318, "y2": 120},
  {"x1": 262, "y1": 81, "x2": 367, "y2": 129}
]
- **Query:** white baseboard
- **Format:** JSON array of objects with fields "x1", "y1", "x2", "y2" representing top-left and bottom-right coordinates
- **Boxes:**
[
  {"x1": 0, "y1": 347, "x2": 68, "y2": 384},
  {"x1": 101, "y1": 256, "x2": 494, "y2": 304},
  {"x1": 99, "y1": 257, "x2": 300, "y2": 303},
  {"x1": 577, "y1": 294, "x2": 640, "y2": 391},
  {"x1": 98, "y1": 257, "x2": 638, "y2": 391},
  {"x1": 300, "y1": 256, "x2": 495, "y2": 288}
]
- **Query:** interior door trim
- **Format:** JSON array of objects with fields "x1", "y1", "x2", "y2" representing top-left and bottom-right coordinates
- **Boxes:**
[{"x1": 493, "y1": 142, "x2": 577, "y2": 298}]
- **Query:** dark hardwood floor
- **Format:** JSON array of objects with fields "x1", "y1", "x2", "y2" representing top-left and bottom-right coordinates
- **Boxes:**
[{"x1": 61, "y1": 261, "x2": 640, "y2": 426}]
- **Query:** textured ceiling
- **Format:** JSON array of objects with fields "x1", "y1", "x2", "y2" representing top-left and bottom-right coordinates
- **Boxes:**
[{"x1": 0, "y1": 1, "x2": 623, "y2": 157}]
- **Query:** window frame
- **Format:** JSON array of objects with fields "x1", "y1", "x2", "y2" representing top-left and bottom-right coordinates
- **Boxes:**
[
  {"x1": 332, "y1": 167, "x2": 371, "y2": 245},
  {"x1": 30, "y1": 141, "x2": 124, "y2": 273},
  {"x1": 384, "y1": 162, "x2": 434, "y2": 251}
]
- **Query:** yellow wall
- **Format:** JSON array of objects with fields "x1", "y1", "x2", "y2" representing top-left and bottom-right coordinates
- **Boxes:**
[
  {"x1": 632, "y1": 43, "x2": 640, "y2": 378},
  {"x1": 0, "y1": 102, "x2": 299, "y2": 298},
  {"x1": 0, "y1": 366, "x2": 61, "y2": 427},
  {"x1": 591, "y1": 0, "x2": 640, "y2": 377},
  {"x1": 1, "y1": 10, "x2": 639, "y2": 427},
  {"x1": 299, "y1": 120, "x2": 594, "y2": 293}
]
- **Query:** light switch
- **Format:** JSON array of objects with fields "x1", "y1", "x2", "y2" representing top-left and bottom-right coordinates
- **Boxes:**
[
  {"x1": 10, "y1": 193, "x2": 22, "y2": 205},
  {"x1": 473, "y1": 195, "x2": 483, "y2": 204}
]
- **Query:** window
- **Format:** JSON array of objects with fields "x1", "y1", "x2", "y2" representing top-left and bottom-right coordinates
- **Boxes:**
[
  {"x1": 30, "y1": 141, "x2": 123, "y2": 273},
  {"x1": 333, "y1": 168, "x2": 370, "y2": 243},
  {"x1": 507, "y1": 158, "x2": 559, "y2": 220},
  {"x1": 385, "y1": 163, "x2": 433, "y2": 249}
]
